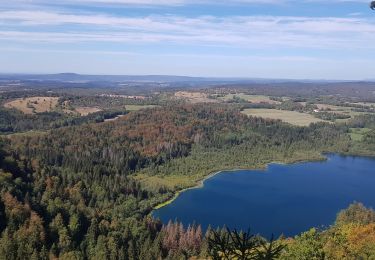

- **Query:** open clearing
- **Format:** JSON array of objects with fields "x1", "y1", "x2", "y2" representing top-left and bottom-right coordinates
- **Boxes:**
[
  {"x1": 125, "y1": 105, "x2": 157, "y2": 111},
  {"x1": 349, "y1": 128, "x2": 372, "y2": 142},
  {"x1": 75, "y1": 107, "x2": 102, "y2": 116},
  {"x1": 174, "y1": 91, "x2": 218, "y2": 103},
  {"x1": 219, "y1": 94, "x2": 281, "y2": 104},
  {"x1": 134, "y1": 173, "x2": 193, "y2": 191},
  {"x1": 242, "y1": 109, "x2": 325, "y2": 126},
  {"x1": 104, "y1": 115, "x2": 126, "y2": 122},
  {"x1": 4, "y1": 97, "x2": 59, "y2": 114},
  {"x1": 316, "y1": 104, "x2": 373, "y2": 119},
  {"x1": 349, "y1": 102, "x2": 375, "y2": 107}
]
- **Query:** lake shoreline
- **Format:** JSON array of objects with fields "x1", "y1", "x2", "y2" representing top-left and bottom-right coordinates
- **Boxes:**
[
  {"x1": 151, "y1": 154, "x2": 327, "y2": 212},
  {"x1": 152, "y1": 153, "x2": 375, "y2": 237}
]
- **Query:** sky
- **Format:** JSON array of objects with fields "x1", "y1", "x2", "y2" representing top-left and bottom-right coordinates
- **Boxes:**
[{"x1": 0, "y1": 0, "x2": 374, "y2": 79}]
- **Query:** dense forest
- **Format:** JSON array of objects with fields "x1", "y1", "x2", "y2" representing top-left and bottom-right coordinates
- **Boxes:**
[
  {"x1": 1, "y1": 101, "x2": 375, "y2": 259},
  {"x1": 0, "y1": 107, "x2": 127, "y2": 133}
]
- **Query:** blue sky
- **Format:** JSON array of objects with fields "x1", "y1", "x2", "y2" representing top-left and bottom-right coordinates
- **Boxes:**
[{"x1": 1, "y1": 0, "x2": 374, "y2": 79}]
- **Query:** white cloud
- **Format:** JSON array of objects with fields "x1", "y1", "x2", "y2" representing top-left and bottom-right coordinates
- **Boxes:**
[
  {"x1": 1, "y1": 0, "x2": 373, "y2": 78},
  {"x1": 2, "y1": 0, "x2": 284, "y2": 6},
  {"x1": 4, "y1": 0, "x2": 371, "y2": 8},
  {"x1": 0, "y1": 10, "x2": 374, "y2": 50}
]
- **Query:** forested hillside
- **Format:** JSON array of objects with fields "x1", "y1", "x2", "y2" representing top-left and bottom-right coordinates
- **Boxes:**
[{"x1": 0, "y1": 104, "x2": 373, "y2": 259}]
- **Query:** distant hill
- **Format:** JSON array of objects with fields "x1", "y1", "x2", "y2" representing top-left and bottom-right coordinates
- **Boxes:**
[
  {"x1": 0, "y1": 73, "x2": 356, "y2": 84},
  {"x1": 0, "y1": 73, "x2": 217, "y2": 83}
]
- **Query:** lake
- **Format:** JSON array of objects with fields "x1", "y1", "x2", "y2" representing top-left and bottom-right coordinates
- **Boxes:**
[{"x1": 152, "y1": 154, "x2": 375, "y2": 238}]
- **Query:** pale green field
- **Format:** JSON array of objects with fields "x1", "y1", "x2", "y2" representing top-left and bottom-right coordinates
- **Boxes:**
[
  {"x1": 219, "y1": 94, "x2": 280, "y2": 104},
  {"x1": 242, "y1": 109, "x2": 326, "y2": 126},
  {"x1": 349, "y1": 102, "x2": 375, "y2": 107},
  {"x1": 134, "y1": 173, "x2": 193, "y2": 191},
  {"x1": 349, "y1": 128, "x2": 372, "y2": 142},
  {"x1": 75, "y1": 106, "x2": 102, "y2": 116},
  {"x1": 316, "y1": 104, "x2": 373, "y2": 119},
  {"x1": 3, "y1": 130, "x2": 46, "y2": 138},
  {"x1": 125, "y1": 105, "x2": 157, "y2": 111}
]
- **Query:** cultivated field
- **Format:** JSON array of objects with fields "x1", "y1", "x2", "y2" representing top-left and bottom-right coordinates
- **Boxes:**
[
  {"x1": 75, "y1": 107, "x2": 102, "y2": 116},
  {"x1": 242, "y1": 109, "x2": 325, "y2": 126},
  {"x1": 4, "y1": 97, "x2": 59, "y2": 114}
]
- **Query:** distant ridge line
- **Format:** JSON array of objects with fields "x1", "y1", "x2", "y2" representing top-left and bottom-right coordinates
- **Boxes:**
[{"x1": 0, "y1": 73, "x2": 371, "y2": 83}]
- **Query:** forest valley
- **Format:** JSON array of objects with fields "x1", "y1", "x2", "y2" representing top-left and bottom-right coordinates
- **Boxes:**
[{"x1": 1, "y1": 103, "x2": 375, "y2": 259}]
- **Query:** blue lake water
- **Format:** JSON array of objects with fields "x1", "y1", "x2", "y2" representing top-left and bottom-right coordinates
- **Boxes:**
[{"x1": 152, "y1": 154, "x2": 375, "y2": 238}]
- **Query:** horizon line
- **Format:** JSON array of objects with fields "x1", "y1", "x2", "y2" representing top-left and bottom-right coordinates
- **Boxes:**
[{"x1": 0, "y1": 72, "x2": 373, "y2": 82}]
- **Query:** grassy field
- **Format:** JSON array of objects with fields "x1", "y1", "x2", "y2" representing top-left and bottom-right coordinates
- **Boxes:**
[
  {"x1": 349, "y1": 102, "x2": 375, "y2": 107},
  {"x1": 4, "y1": 97, "x2": 59, "y2": 114},
  {"x1": 125, "y1": 105, "x2": 157, "y2": 111},
  {"x1": 75, "y1": 107, "x2": 102, "y2": 116},
  {"x1": 174, "y1": 91, "x2": 218, "y2": 103},
  {"x1": 349, "y1": 128, "x2": 372, "y2": 142},
  {"x1": 242, "y1": 108, "x2": 325, "y2": 126},
  {"x1": 316, "y1": 104, "x2": 373, "y2": 119},
  {"x1": 103, "y1": 115, "x2": 126, "y2": 122},
  {"x1": 219, "y1": 94, "x2": 281, "y2": 104},
  {"x1": 4, "y1": 130, "x2": 47, "y2": 138},
  {"x1": 135, "y1": 173, "x2": 193, "y2": 191}
]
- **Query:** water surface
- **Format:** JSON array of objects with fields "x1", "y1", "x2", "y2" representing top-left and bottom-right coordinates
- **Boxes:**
[{"x1": 153, "y1": 154, "x2": 375, "y2": 237}]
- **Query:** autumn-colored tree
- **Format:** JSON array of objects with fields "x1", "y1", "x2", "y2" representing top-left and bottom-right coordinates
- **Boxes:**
[
  {"x1": 336, "y1": 202, "x2": 375, "y2": 226},
  {"x1": 161, "y1": 221, "x2": 203, "y2": 258}
]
